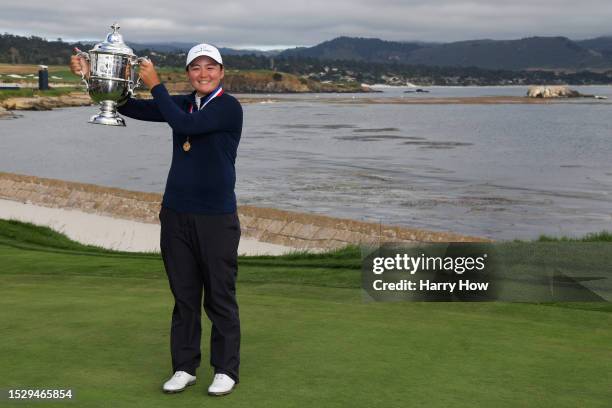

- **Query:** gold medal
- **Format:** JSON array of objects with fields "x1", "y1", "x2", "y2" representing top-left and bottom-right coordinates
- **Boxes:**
[{"x1": 183, "y1": 141, "x2": 191, "y2": 152}]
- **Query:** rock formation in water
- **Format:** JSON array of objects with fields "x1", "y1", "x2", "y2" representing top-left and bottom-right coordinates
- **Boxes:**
[{"x1": 527, "y1": 85, "x2": 585, "y2": 98}]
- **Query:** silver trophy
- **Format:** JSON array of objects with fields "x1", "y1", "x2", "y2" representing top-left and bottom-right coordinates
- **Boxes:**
[{"x1": 76, "y1": 23, "x2": 147, "y2": 126}]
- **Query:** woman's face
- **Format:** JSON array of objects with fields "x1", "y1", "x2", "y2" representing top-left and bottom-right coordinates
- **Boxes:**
[{"x1": 186, "y1": 55, "x2": 224, "y2": 96}]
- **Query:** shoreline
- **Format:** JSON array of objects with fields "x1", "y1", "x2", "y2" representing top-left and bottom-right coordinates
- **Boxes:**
[
  {"x1": 0, "y1": 172, "x2": 488, "y2": 253},
  {"x1": 0, "y1": 92, "x2": 91, "y2": 113}
]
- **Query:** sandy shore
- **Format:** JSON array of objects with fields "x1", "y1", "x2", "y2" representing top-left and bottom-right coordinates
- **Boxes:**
[{"x1": 0, "y1": 198, "x2": 294, "y2": 255}]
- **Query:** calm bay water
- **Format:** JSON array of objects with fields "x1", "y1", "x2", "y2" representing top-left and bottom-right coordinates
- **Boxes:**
[{"x1": 1, "y1": 86, "x2": 611, "y2": 240}]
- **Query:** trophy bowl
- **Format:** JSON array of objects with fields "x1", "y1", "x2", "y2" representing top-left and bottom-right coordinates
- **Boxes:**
[{"x1": 76, "y1": 23, "x2": 145, "y2": 126}]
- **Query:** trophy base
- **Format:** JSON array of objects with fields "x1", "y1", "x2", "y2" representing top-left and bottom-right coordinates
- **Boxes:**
[
  {"x1": 88, "y1": 100, "x2": 126, "y2": 126},
  {"x1": 89, "y1": 114, "x2": 126, "y2": 126}
]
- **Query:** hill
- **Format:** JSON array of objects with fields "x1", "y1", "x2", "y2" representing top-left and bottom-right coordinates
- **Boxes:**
[
  {"x1": 281, "y1": 37, "x2": 424, "y2": 62},
  {"x1": 280, "y1": 36, "x2": 612, "y2": 71},
  {"x1": 576, "y1": 36, "x2": 612, "y2": 57}
]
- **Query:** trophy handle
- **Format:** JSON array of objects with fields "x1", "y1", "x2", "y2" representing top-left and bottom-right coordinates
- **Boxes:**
[
  {"x1": 129, "y1": 55, "x2": 150, "y2": 95},
  {"x1": 73, "y1": 47, "x2": 90, "y2": 91}
]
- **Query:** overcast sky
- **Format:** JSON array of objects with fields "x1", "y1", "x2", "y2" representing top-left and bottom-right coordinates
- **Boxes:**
[{"x1": 2, "y1": 0, "x2": 611, "y2": 49}]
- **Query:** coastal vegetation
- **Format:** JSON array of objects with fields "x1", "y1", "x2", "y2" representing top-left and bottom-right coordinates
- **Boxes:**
[{"x1": 157, "y1": 67, "x2": 367, "y2": 93}]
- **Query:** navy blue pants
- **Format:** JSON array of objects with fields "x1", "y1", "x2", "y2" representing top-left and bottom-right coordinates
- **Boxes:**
[{"x1": 159, "y1": 206, "x2": 241, "y2": 383}]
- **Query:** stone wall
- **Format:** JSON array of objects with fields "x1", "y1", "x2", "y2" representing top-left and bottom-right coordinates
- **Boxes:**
[{"x1": 0, "y1": 172, "x2": 488, "y2": 249}]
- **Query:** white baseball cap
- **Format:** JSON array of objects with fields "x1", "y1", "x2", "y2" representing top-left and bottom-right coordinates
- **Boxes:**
[{"x1": 186, "y1": 43, "x2": 223, "y2": 67}]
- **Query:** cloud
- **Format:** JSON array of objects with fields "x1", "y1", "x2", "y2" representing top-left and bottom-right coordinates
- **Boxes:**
[{"x1": 1, "y1": 0, "x2": 611, "y2": 47}]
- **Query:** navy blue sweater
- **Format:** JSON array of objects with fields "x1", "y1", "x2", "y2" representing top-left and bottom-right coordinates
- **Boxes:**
[{"x1": 118, "y1": 83, "x2": 243, "y2": 214}]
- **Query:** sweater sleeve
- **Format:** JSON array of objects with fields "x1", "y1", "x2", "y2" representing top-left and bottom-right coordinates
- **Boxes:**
[
  {"x1": 150, "y1": 83, "x2": 242, "y2": 136},
  {"x1": 117, "y1": 97, "x2": 166, "y2": 122}
]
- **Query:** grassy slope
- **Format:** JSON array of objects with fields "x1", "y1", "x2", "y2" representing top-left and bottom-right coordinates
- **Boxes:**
[{"x1": 0, "y1": 219, "x2": 610, "y2": 408}]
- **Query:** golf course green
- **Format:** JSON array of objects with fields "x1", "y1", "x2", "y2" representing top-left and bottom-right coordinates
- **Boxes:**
[{"x1": 1, "y1": 219, "x2": 610, "y2": 407}]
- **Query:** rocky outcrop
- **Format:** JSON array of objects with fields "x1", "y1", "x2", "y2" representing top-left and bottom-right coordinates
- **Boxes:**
[
  {"x1": 527, "y1": 85, "x2": 586, "y2": 98},
  {"x1": 162, "y1": 71, "x2": 371, "y2": 94},
  {"x1": 0, "y1": 92, "x2": 92, "y2": 110},
  {"x1": 0, "y1": 105, "x2": 21, "y2": 119}
]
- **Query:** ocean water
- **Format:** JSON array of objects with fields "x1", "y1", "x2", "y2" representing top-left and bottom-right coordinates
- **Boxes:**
[{"x1": 1, "y1": 86, "x2": 611, "y2": 240}]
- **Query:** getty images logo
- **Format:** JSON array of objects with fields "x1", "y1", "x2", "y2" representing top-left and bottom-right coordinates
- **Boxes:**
[{"x1": 372, "y1": 253, "x2": 488, "y2": 275}]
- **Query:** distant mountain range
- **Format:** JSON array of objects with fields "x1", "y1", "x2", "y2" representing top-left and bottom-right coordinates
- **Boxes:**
[
  {"x1": 279, "y1": 36, "x2": 612, "y2": 71},
  {"x1": 2, "y1": 33, "x2": 612, "y2": 71},
  {"x1": 64, "y1": 35, "x2": 612, "y2": 70}
]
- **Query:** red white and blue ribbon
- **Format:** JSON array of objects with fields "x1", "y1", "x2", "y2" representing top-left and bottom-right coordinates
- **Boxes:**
[{"x1": 189, "y1": 86, "x2": 224, "y2": 113}]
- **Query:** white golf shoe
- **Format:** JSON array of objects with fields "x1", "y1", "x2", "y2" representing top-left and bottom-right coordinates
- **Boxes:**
[
  {"x1": 162, "y1": 371, "x2": 196, "y2": 393},
  {"x1": 207, "y1": 373, "x2": 236, "y2": 396}
]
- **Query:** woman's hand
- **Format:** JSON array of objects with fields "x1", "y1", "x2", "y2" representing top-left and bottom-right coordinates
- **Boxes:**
[
  {"x1": 70, "y1": 48, "x2": 90, "y2": 78},
  {"x1": 138, "y1": 58, "x2": 161, "y2": 90}
]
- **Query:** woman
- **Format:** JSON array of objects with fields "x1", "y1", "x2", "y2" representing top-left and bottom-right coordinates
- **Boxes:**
[{"x1": 70, "y1": 43, "x2": 243, "y2": 396}]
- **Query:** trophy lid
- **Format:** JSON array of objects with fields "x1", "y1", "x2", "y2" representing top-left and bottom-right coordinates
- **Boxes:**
[{"x1": 91, "y1": 23, "x2": 135, "y2": 56}]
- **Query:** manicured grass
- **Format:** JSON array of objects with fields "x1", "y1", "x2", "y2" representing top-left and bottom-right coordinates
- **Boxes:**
[
  {"x1": 0, "y1": 64, "x2": 83, "y2": 86},
  {"x1": 0, "y1": 220, "x2": 610, "y2": 407}
]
